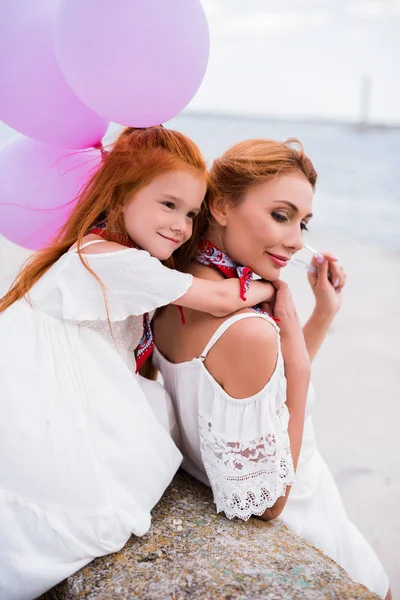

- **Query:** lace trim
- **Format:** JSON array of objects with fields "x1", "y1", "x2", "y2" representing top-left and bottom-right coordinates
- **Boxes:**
[{"x1": 199, "y1": 411, "x2": 294, "y2": 520}]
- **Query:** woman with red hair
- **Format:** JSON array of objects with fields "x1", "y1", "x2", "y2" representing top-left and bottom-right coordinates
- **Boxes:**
[
  {"x1": 153, "y1": 137, "x2": 390, "y2": 599},
  {"x1": 0, "y1": 126, "x2": 274, "y2": 600}
]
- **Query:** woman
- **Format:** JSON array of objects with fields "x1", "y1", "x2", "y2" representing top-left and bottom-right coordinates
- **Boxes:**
[
  {"x1": 152, "y1": 138, "x2": 390, "y2": 599},
  {"x1": 0, "y1": 127, "x2": 274, "y2": 600}
]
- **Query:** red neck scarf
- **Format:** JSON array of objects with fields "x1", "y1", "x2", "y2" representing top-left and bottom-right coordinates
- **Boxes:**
[
  {"x1": 89, "y1": 221, "x2": 153, "y2": 372},
  {"x1": 195, "y1": 239, "x2": 277, "y2": 321}
]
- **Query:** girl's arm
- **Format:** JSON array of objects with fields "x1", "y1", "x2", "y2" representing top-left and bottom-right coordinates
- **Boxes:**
[
  {"x1": 303, "y1": 253, "x2": 346, "y2": 361},
  {"x1": 173, "y1": 277, "x2": 275, "y2": 317}
]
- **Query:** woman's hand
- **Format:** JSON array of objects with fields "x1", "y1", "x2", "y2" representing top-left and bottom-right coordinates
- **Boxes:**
[
  {"x1": 271, "y1": 280, "x2": 302, "y2": 334},
  {"x1": 303, "y1": 252, "x2": 347, "y2": 361},
  {"x1": 307, "y1": 252, "x2": 346, "y2": 317}
]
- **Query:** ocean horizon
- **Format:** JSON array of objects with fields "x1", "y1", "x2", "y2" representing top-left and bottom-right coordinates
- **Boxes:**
[{"x1": 2, "y1": 112, "x2": 400, "y2": 252}]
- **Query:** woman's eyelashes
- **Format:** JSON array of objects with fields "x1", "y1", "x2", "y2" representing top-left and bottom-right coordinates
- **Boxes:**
[
  {"x1": 271, "y1": 211, "x2": 288, "y2": 223},
  {"x1": 271, "y1": 211, "x2": 309, "y2": 232}
]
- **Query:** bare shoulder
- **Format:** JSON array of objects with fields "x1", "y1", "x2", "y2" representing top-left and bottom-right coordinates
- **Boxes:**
[
  {"x1": 221, "y1": 309, "x2": 278, "y2": 347},
  {"x1": 68, "y1": 234, "x2": 128, "y2": 254},
  {"x1": 205, "y1": 310, "x2": 280, "y2": 399}
]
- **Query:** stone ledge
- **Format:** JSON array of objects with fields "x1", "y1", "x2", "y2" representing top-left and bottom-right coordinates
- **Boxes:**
[{"x1": 41, "y1": 471, "x2": 380, "y2": 599}]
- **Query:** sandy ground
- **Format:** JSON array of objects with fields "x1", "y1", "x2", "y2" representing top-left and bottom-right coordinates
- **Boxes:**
[
  {"x1": 284, "y1": 232, "x2": 400, "y2": 598},
  {"x1": 1, "y1": 232, "x2": 399, "y2": 597}
]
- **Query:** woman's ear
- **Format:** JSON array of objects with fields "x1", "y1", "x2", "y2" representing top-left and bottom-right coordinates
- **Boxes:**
[{"x1": 208, "y1": 195, "x2": 229, "y2": 227}]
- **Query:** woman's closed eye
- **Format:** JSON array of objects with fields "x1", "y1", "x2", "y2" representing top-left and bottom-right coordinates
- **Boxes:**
[
  {"x1": 271, "y1": 211, "x2": 288, "y2": 223},
  {"x1": 272, "y1": 211, "x2": 309, "y2": 232}
]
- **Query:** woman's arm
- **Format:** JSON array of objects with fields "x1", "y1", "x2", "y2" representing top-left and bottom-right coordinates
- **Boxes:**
[
  {"x1": 259, "y1": 280, "x2": 310, "y2": 520},
  {"x1": 173, "y1": 277, "x2": 275, "y2": 318},
  {"x1": 303, "y1": 253, "x2": 346, "y2": 362}
]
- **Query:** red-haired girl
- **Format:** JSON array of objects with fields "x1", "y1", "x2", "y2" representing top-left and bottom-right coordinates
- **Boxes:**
[{"x1": 0, "y1": 127, "x2": 274, "y2": 600}]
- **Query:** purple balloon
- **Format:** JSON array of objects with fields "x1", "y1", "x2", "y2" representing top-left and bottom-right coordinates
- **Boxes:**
[
  {"x1": 0, "y1": 136, "x2": 102, "y2": 250},
  {"x1": 0, "y1": 0, "x2": 108, "y2": 149},
  {"x1": 55, "y1": 0, "x2": 210, "y2": 127}
]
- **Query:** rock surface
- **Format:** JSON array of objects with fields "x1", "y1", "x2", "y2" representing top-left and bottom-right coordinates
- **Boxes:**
[{"x1": 41, "y1": 471, "x2": 380, "y2": 600}]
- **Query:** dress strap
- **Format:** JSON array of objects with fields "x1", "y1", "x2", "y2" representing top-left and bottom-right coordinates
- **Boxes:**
[
  {"x1": 198, "y1": 312, "x2": 279, "y2": 361},
  {"x1": 71, "y1": 239, "x2": 108, "y2": 252}
]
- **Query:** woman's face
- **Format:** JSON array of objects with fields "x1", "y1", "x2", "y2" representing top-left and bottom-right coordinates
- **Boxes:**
[
  {"x1": 124, "y1": 170, "x2": 207, "y2": 260},
  {"x1": 211, "y1": 172, "x2": 314, "y2": 280}
]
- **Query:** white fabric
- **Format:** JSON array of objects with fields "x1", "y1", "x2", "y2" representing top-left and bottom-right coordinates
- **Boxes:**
[
  {"x1": 153, "y1": 313, "x2": 295, "y2": 521},
  {"x1": 153, "y1": 317, "x2": 389, "y2": 599},
  {"x1": 279, "y1": 387, "x2": 389, "y2": 598},
  {"x1": 0, "y1": 243, "x2": 192, "y2": 600}
]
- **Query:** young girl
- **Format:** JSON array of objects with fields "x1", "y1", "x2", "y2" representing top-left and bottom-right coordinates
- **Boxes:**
[
  {"x1": 152, "y1": 138, "x2": 390, "y2": 599},
  {"x1": 0, "y1": 126, "x2": 274, "y2": 600}
]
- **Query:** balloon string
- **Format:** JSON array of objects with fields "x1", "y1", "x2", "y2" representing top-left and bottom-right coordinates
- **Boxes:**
[{"x1": 94, "y1": 141, "x2": 107, "y2": 161}]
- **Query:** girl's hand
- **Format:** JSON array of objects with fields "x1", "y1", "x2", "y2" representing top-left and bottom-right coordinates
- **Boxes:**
[
  {"x1": 246, "y1": 279, "x2": 275, "y2": 308},
  {"x1": 307, "y1": 252, "x2": 346, "y2": 317}
]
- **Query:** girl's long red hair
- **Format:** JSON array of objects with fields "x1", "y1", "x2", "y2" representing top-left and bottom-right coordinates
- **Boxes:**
[{"x1": 0, "y1": 126, "x2": 207, "y2": 313}]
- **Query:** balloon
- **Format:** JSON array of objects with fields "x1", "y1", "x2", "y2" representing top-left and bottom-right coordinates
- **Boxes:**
[
  {"x1": 55, "y1": 0, "x2": 210, "y2": 127},
  {"x1": 0, "y1": 0, "x2": 108, "y2": 149},
  {"x1": 0, "y1": 136, "x2": 102, "y2": 250}
]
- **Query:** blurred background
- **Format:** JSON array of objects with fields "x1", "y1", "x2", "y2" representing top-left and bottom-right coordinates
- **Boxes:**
[{"x1": 1, "y1": 0, "x2": 399, "y2": 595}]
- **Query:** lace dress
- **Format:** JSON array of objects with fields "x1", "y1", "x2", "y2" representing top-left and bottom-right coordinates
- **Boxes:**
[
  {"x1": 0, "y1": 240, "x2": 191, "y2": 600},
  {"x1": 153, "y1": 312, "x2": 389, "y2": 599},
  {"x1": 153, "y1": 312, "x2": 295, "y2": 520}
]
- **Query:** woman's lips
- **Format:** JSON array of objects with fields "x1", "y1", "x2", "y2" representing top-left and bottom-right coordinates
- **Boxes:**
[{"x1": 266, "y1": 252, "x2": 290, "y2": 268}]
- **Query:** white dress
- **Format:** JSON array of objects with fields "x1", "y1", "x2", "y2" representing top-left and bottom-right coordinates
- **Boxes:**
[
  {"x1": 153, "y1": 312, "x2": 389, "y2": 599},
  {"x1": 0, "y1": 240, "x2": 191, "y2": 600}
]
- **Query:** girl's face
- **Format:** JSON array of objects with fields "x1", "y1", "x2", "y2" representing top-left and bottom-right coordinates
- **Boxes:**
[
  {"x1": 210, "y1": 172, "x2": 314, "y2": 281},
  {"x1": 124, "y1": 170, "x2": 207, "y2": 260}
]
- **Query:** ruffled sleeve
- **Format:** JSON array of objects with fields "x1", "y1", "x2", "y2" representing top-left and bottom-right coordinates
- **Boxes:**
[
  {"x1": 198, "y1": 356, "x2": 294, "y2": 520},
  {"x1": 57, "y1": 249, "x2": 193, "y2": 322}
]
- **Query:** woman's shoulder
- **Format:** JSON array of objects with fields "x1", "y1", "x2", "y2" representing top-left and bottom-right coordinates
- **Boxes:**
[
  {"x1": 205, "y1": 309, "x2": 280, "y2": 400},
  {"x1": 214, "y1": 309, "x2": 278, "y2": 350}
]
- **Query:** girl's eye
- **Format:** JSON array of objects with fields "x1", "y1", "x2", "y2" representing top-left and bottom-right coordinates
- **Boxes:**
[
  {"x1": 271, "y1": 211, "x2": 288, "y2": 222},
  {"x1": 162, "y1": 201, "x2": 175, "y2": 210},
  {"x1": 301, "y1": 222, "x2": 309, "y2": 232},
  {"x1": 187, "y1": 211, "x2": 197, "y2": 220}
]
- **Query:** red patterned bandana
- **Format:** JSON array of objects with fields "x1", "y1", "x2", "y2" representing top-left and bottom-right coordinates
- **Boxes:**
[
  {"x1": 89, "y1": 221, "x2": 153, "y2": 373},
  {"x1": 195, "y1": 239, "x2": 277, "y2": 320}
]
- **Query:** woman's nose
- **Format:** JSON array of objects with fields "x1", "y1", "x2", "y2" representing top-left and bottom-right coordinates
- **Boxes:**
[{"x1": 286, "y1": 227, "x2": 304, "y2": 253}]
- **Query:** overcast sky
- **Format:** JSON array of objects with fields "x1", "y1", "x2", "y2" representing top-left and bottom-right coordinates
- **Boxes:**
[{"x1": 188, "y1": 0, "x2": 400, "y2": 124}]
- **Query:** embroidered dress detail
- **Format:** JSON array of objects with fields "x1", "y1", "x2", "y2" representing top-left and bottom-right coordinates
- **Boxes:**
[
  {"x1": 198, "y1": 408, "x2": 294, "y2": 520},
  {"x1": 88, "y1": 221, "x2": 153, "y2": 372}
]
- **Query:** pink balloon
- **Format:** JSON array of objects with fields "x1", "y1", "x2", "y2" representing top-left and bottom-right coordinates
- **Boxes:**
[
  {"x1": 0, "y1": 136, "x2": 102, "y2": 250},
  {"x1": 55, "y1": 0, "x2": 210, "y2": 127},
  {"x1": 0, "y1": 0, "x2": 108, "y2": 149}
]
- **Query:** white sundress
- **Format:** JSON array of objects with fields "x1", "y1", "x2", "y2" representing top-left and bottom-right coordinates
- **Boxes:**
[
  {"x1": 0, "y1": 240, "x2": 192, "y2": 600},
  {"x1": 153, "y1": 312, "x2": 389, "y2": 599}
]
